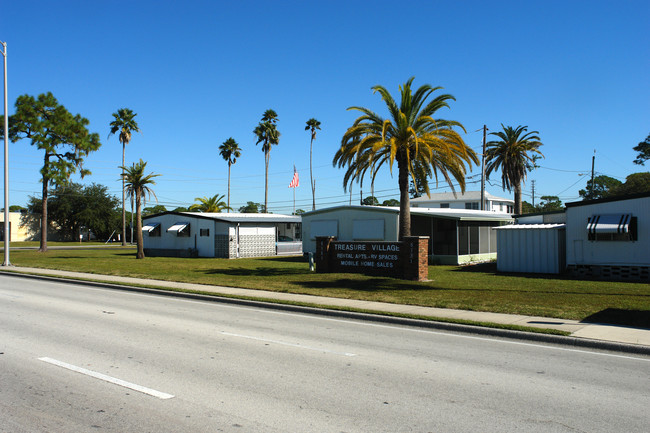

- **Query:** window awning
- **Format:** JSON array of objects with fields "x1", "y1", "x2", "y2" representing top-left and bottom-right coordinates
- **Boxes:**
[
  {"x1": 142, "y1": 222, "x2": 160, "y2": 232},
  {"x1": 587, "y1": 214, "x2": 631, "y2": 234},
  {"x1": 167, "y1": 222, "x2": 190, "y2": 233}
]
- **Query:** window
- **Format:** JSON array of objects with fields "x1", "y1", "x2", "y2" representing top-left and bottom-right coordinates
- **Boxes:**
[
  {"x1": 465, "y1": 202, "x2": 479, "y2": 210},
  {"x1": 440, "y1": 203, "x2": 449, "y2": 208},
  {"x1": 142, "y1": 222, "x2": 161, "y2": 237},
  {"x1": 200, "y1": 228, "x2": 210, "y2": 237},
  {"x1": 167, "y1": 222, "x2": 190, "y2": 237},
  {"x1": 587, "y1": 214, "x2": 637, "y2": 241}
]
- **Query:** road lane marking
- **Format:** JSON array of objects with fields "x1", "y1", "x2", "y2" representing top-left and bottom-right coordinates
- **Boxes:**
[
  {"x1": 38, "y1": 357, "x2": 174, "y2": 399},
  {"x1": 220, "y1": 331, "x2": 356, "y2": 357}
]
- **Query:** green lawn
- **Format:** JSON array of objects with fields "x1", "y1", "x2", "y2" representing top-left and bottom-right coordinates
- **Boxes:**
[{"x1": 4, "y1": 246, "x2": 650, "y2": 327}]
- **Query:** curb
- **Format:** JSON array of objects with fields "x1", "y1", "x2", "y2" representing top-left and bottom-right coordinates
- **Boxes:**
[{"x1": 2, "y1": 270, "x2": 650, "y2": 356}]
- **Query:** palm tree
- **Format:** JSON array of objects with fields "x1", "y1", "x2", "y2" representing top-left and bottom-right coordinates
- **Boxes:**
[
  {"x1": 120, "y1": 159, "x2": 159, "y2": 259},
  {"x1": 305, "y1": 118, "x2": 321, "y2": 211},
  {"x1": 189, "y1": 194, "x2": 231, "y2": 213},
  {"x1": 485, "y1": 125, "x2": 544, "y2": 215},
  {"x1": 109, "y1": 108, "x2": 140, "y2": 246},
  {"x1": 334, "y1": 77, "x2": 478, "y2": 239},
  {"x1": 218, "y1": 137, "x2": 241, "y2": 212},
  {"x1": 253, "y1": 109, "x2": 280, "y2": 213}
]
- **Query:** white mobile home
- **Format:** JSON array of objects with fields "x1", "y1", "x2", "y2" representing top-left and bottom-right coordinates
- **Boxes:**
[
  {"x1": 411, "y1": 191, "x2": 515, "y2": 213},
  {"x1": 142, "y1": 212, "x2": 302, "y2": 258},
  {"x1": 301, "y1": 205, "x2": 512, "y2": 265},
  {"x1": 565, "y1": 193, "x2": 649, "y2": 279}
]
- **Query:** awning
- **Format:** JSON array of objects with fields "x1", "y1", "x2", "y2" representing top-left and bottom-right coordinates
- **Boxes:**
[
  {"x1": 167, "y1": 222, "x2": 190, "y2": 233},
  {"x1": 587, "y1": 214, "x2": 631, "y2": 234},
  {"x1": 142, "y1": 222, "x2": 160, "y2": 232}
]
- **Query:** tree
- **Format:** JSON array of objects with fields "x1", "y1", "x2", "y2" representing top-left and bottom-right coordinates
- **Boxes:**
[
  {"x1": 239, "y1": 201, "x2": 262, "y2": 213},
  {"x1": 485, "y1": 125, "x2": 544, "y2": 215},
  {"x1": 293, "y1": 209, "x2": 306, "y2": 215},
  {"x1": 334, "y1": 77, "x2": 477, "y2": 239},
  {"x1": 382, "y1": 199, "x2": 400, "y2": 207},
  {"x1": 109, "y1": 108, "x2": 141, "y2": 246},
  {"x1": 218, "y1": 137, "x2": 241, "y2": 212},
  {"x1": 1, "y1": 92, "x2": 101, "y2": 251},
  {"x1": 521, "y1": 201, "x2": 536, "y2": 214},
  {"x1": 362, "y1": 196, "x2": 379, "y2": 206},
  {"x1": 609, "y1": 172, "x2": 650, "y2": 196},
  {"x1": 633, "y1": 133, "x2": 650, "y2": 166},
  {"x1": 189, "y1": 194, "x2": 231, "y2": 212},
  {"x1": 579, "y1": 175, "x2": 622, "y2": 200},
  {"x1": 121, "y1": 160, "x2": 160, "y2": 259},
  {"x1": 27, "y1": 182, "x2": 120, "y2": 241},
  {"x1": 305, "y1": 118, "x2": 321, "y2": 210},
  {"x1": 253, "y1": 109, "x2": 280, "y2": 213},
  {"x1": 173, "y1": 206, "x2": 189, "y2": 212},
  {"x1": 537, "y1": 195, "x2": 563, "y2": 212},
  {"x1": 9, "y1": 205, "x2": 27, "y2": 213},
  {"x1": 142, "y1": 205, "x2": 167, "y2": 216}
]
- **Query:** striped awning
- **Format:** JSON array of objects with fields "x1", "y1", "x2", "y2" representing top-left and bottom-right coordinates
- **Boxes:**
[
  {"x1": 167, "y1": 222, "x2": 190, "y2": 233},
  {"x1": 142, "y1": 222, "x2": 160, "y2": 232},
  {"x1": 587, "y1": 214, "x2": 631, "y2": 234}
]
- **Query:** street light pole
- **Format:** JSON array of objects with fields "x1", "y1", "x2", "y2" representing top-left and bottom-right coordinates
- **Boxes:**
[{"x1": 1, "y1": 40, "x2": 10, "y2": 266}]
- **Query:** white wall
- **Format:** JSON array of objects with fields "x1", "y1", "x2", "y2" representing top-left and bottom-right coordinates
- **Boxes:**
[
  {"x1": 301, "y1": 208, "x2": 399, "y2": 253},
  {"x1": 566, "y1": 196, "x2": 650, "y2": 266},
  {"x1": 496, "y1": 226, "x2": 565, "y2": 274},
  {"x1": 143, "y1": 214, "x2": 216, "y2": 257}
]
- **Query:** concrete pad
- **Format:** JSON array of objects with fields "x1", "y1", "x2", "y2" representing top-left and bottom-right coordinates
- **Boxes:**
[{"x1": 572, "y1": 324, "x2": 650, "y2": 346}]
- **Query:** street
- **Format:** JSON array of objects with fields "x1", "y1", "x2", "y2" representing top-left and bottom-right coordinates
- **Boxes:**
[{"x1": 1, "y1": 273, "x2": 648, "y2": 432}]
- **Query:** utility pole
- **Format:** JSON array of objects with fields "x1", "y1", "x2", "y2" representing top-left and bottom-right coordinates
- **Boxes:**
[
  {"x1": 531, "y1": 180, "x2": 536, "y2": 208},
  {"x1": 360, "y1": 189, "x2": 363, "y2": 205},
  {"x1": 590, "y1": 150, "x2": 596, "y2": 199},
  {"x1": 1, "y1": 41, "x2": 10, "y2": 266},
  {"x1": 480, "y1": 125, "x2": 487, "y2": 211}
]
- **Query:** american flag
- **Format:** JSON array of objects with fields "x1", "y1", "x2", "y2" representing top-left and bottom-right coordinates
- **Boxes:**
[{"x1": 288, "y1": 166, "x2": 299, "y2": 188}]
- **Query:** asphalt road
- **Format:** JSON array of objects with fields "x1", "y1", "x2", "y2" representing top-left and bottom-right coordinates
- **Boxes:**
[{"x1": 1, "y1": 274, "x2": 649, "y2": 432}]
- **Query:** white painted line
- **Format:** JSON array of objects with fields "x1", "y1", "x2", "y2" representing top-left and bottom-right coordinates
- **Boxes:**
[
  {"x1": 220, "y1": 331, "x2": 357, "y2": 357},
  {"x1": 38, "y1": 357, "x2": 174, "y2": 399}
]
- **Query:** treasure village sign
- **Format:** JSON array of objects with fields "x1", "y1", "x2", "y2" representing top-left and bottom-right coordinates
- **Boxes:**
[{"x1": 315, "y1": 236, "x2": 429, "y2": 281}]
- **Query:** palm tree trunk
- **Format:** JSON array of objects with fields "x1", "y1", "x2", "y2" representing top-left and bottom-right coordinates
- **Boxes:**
[
  {"x1": 310, "y1": 136, "x2": 315, "y2": 211},
  {"x1": 227, "y1": 162, "x2": 231, "y2": 213},
  {"x1": 264, "y1": 150, "x2": 269, "y2": 213},
  {"x1": 135, "y1": 192, "x2": 144, "y2": 259},
  {"x1": 121, "y1": 142, "x2": 126, "y2": 246},
  {"x1": 514, "y1": 182, "x2": 522, "y2": 215},
  {"x1": 397, "y1": 156, "x2": 410, "y2": 240}
]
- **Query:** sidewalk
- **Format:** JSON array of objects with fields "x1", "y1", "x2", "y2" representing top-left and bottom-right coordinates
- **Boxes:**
[{"x1": 3, "y1": 266, "x2": 650, "y2": 350}]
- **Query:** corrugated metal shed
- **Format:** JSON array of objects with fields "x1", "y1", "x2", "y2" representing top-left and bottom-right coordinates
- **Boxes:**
[{"x1": 494, "y1": 224, "x2": 566, "y2": 274}]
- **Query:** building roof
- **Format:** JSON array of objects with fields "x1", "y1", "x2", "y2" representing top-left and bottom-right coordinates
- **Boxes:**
[
  {"x1": 493, "y1": 223, "x2": 565, "y2": 230},
  {"x1": 410, "y1": 190, "x2": 513, "y2": 204},
  {"x1": 565, "y1": 191, "x2": 650, "y2": 208},
  {"x1": 303, "y1": 205, "x2": 512, "y2": 221},
  {"x1": 143, "y1": 211, "x2": 301, "y2": 223}
]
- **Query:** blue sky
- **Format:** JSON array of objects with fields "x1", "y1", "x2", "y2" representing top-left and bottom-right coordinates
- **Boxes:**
[{"x1": 3, "y1": 0, "x2": 649, "y2": 214}]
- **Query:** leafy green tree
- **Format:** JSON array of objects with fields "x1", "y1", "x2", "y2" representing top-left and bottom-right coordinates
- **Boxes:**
[
  {"x1": 253, "y1": 109, "x2": 280, "y2": 213},
  {"x1": 189, "y1": 194, "x2": 231, "y2": 212},
  {"x1": 173, "y1": 206, "x2": 189, "y2": 212},
  {"x1": 218, "y1": 137, "x2": 241, "y2": 212},
  {"x1": 521, "y1": 201, "x2": 536, "y2": 214},
  {"x1": 334, "y1": 77, "x2": 477, "y2": 239},
  {"x1": 609, "y1": 172, "x2": 650, "y2": 196},
  {"x1": 485, "y1": 125, "x2": 544, "y2": 215},
  {"x1": 305, "y1": 118, "x2": 321, "y2": 210},
  {"x1": 633, "y1": 133, "x2": 650, "y2": 166},
  {"x1": 382, "y1": 199, "x2": 400, "y2": 206},
  {"x1": 293, "y1": 209, "x2": 306, "y2": 215},
  {"x1": 239, "y1": 201, "x2": 262, "y2": 213},
  {"x1": 121, "y1": 160, "x2": 160, "y2": 259},
  {"x1": 109, "y1": 108, "x2": 141, "y2": 246},
  {"x1": 9, "y1": 205, "x2": 27, "y2": 213},
  {"x1": 142, "y1": 205, "x2": 167, "y2": 216},
  {"x1": 579, "y1": 175, "x2": 622, "y2": 200},
  {"x1": 362, "y1": 196, "x2": 379, "y2": 206},
  {"x1": 27, "y1": 182, "x2": 120, "y2": 241},
  {"x1": 1, "y1": 92, "x2": 101, "y2": 251},
  {"x1": 537, "y1": 195, "x2": 563, "y2": 212}
]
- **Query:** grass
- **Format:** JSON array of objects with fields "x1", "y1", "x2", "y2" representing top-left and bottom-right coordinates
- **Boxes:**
[{"x1": 4, "y1": 246, "x2": 650, "y2": 327}]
